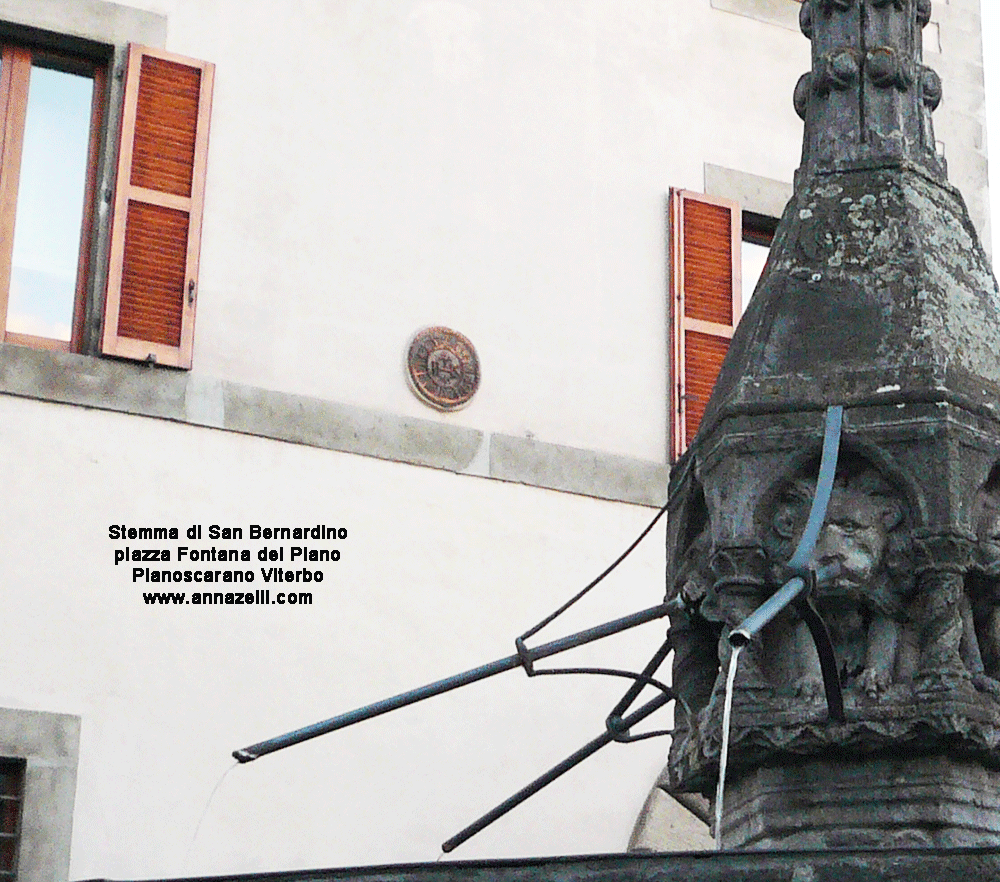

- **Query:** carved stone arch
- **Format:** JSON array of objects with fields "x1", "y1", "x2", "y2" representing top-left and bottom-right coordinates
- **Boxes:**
[
  {"x1": 964, "y1": 462, "x2": 1000, "y2": 682},
  {"x1": 970, "y1": 461, "x2": 1000, "y2": 544},
  {"x1": 756, "y1": 439, "x2": 917, "y2": 619},
  {"x1": 835, "y1": 433, "x2": 927, "y2": 530},
  {"x1": 753, "y1": 433, "x2": 922, "y2": 558}
]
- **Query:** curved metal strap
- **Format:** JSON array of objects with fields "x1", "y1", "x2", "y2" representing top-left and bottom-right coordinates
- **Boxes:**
[
  {"x1": 728, "y1": 405, "x2": 846, "y2": 722},
  {"x1": 793, "y1": 591, "x2": 846, "y2": 722},
  {"x1": 789, "y1": 405, "x2": 843, "y2": 570}
]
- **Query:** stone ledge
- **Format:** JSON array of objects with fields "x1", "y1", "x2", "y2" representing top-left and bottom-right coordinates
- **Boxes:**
[
  {"x1": 0, "y1": 344, "x2": 666, "y2": 508},
  {"x1": 77, "y1": 846, "x2": 1000, "y2": 882}
]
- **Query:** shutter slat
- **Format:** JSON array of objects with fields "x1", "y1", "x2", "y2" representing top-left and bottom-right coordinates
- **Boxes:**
[
  {"x1": 684, "y1": 331, "x2": 729, "y2": 447},
  {"x1": 683, "y1": 200, "x2": 735, "y2": 324},
  {"x1": 131, "y1": 55, "x2": 201, "y2": 197}
]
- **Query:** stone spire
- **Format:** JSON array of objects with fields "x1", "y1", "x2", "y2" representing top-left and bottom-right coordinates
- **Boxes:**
[
  {"x1": 637, "y1": 0, "x2": 1000, "y2": 852},
  {"x1": 795, "y1": 0, "x2": 944, "y2": 180}
]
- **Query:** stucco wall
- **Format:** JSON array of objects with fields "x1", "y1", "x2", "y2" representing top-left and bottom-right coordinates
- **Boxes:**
[
  {"x1": 0, "y1": 0, "x2": 991, "y2": 878},
  {"x1": 0, "y1": 396, "x2": 707, "y2": 878},
  {"x1": 156, "y1": 0, "x2": 812, "y2": 463}
]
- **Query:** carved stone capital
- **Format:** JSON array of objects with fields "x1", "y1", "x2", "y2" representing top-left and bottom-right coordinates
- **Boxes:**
[
  {"x1": 916, "y1": 0, "x2": 933, "y2": 28},
  {"x1": 794, "y1": 72, "x2": 812, "y2": 121},
  {"x1": 921, "y1": 66, "x2": 942, "y2": 111},
  {"x1": 799, "y1": 2, "x2": 813, "y2": 39},
  {"x1": 816, "y1": 49, "x2": 861, "y2": 95},
  {"x1": 819, "y1": 0, "x2": 855, "y2": 13}
]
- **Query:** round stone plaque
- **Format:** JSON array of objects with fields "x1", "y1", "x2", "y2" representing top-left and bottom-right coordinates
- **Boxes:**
[{"x1": 406, "y1": 326, "x2": 480, "y2": 411}]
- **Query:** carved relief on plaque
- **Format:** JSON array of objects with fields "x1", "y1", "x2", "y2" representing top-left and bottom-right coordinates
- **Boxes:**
[{"x1": 406, "y1": 326, "x2": 481, "y2": 411}]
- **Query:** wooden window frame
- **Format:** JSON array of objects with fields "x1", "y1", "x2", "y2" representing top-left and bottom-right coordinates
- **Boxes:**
[
  {"x1": 669, "y1": 189, "x2": 741, "y2": 461},
  {"x1": 0, "y1": 43, "x2": 106, "y2": 353}
]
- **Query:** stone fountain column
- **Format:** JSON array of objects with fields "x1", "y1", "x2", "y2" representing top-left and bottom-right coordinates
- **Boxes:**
[{"x1": 637, "y1": 0, "x2": 1000, "y2": 851}]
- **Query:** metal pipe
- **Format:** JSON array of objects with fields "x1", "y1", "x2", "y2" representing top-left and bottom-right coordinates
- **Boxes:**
[
  {"x1": 729, "y1": 561, "x2": 841, "y2": 648},
  {"x1": 788, "y1": 405, "x2": 843, "y2": 570},
  {"x1": 233, "y1": 601, "x2": 673, "y2": 762},
  {"x1": 725, "y1": 405, "x2": 846, "y2": 721},
  {"x1": 728, "y1": 576, "x2": 806, "y2": 648},
  {"x1": 440, "y1": 689, "x2": 673, "y2": 853}
]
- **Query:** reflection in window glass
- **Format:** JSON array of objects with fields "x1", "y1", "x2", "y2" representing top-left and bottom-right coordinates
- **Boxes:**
[
  {"x1": 7, "y1": 65, "x2": 93, "y2": 341},
  {"x1": 741, "y1": 240, "x2": 771, "y2": 315}
]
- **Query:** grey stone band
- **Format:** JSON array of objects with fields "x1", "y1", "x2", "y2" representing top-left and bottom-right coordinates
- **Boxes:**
[{"x1": 0, "y1": 345, "x2": 667, "y2": 508}]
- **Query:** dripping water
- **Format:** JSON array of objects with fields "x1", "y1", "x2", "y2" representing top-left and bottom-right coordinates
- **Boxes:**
[
  {"x1": 184, "y1": 761, "x2": 238, "y2": 870},
  {"x1": 714, "y1": 644, "x2": 742, "y2": 851}
]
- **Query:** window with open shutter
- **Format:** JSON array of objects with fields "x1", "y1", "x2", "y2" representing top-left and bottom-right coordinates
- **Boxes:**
[
  {"x1": 669, "y1": 189, "x2": 741, "y2": 460},
  {"x1": 102, "y1": 44, "x2": 214, "y2": 369}
]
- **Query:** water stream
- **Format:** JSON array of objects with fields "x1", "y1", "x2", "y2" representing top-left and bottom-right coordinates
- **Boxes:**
[{"x1": 714, "y1": 644, "x2": 742, "y2": 850}]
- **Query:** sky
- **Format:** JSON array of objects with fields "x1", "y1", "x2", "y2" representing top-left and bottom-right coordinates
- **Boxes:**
[{"x1": 984, "y1": 2, "x2": 998, "y2": 263}]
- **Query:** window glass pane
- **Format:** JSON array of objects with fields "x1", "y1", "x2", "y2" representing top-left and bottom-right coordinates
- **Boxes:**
[
  {"x1": 740, "y1": 240, "x2": 771, "y2": 315},
  {"x1": 7, "y1": 64, "x2": 93, "y2": 341}
]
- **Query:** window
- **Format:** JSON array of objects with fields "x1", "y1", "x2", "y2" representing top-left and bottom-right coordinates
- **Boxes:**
[
  {"x1": 0, "y1": 759, "x2": 24, "y2": 881},
  {"x1": 0, "y1": 707, "x2": 80, "y2": 882},
  {"x1": 0, "y1": 36, "x2": 213, "y2": 368},
  {"x1": 740, "y1": 210, "x2": 778, "y2": 312},
  {"x1": 0, "y1": 45, "x2": 104, "y2": 352},
  {"x1": 669, "y1": 191, "x2": 782, "y2": 459},
  {"x1": 668, "y1": 189, "x2": 740, "y2": 460}
]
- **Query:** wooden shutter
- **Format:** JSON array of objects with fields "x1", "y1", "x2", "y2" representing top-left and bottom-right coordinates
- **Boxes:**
[
  {"x1": 102, "y1": 44, "x2": 214, "y2": 368},
  {"x1": 669, "y1": 189, "x2": 741, "y2": 460}
]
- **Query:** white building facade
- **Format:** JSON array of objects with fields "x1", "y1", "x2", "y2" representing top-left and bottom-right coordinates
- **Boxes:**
[{"x1": 0, "y1": 0, "x2": 989, "y2": 878}]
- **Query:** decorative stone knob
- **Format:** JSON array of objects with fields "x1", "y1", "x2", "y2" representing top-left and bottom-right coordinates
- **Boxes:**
[
  {"x1": 799, "y1": 1, "x2": 813, "y2": 40},
  {"x1": 921, "y1": 66, "x2": 942, "y2": 110},
  {"x1": 794, "y1": 73, "x2": 812, "y2": 120},
  {"x1": 866, "y1": 46, "x2": 911, "y2": 90},
  {"x1": 916, "y1": 0, "x2": 933, "y2": 27},
  {"x1": 816, "y1": 49, "x2": 860, "y2": 94}
]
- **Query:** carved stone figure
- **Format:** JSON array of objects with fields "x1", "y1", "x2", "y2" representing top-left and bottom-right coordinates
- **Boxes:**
[{"x1": 763, "y1": 457, "x2": 912, "y2": 699}]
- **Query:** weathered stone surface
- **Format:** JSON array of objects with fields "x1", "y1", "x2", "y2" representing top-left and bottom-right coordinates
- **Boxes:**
[{"x1": 77, "y1": 847, "x2": 1000, "y2": 882}]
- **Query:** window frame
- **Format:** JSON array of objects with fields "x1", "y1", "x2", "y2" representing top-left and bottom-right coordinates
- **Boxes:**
[
  {"x1": 0, "y1": 10, "x2": 211, "y2": 370},
  {"x1": 0, "y1": 42, "x2": 107, "y2": 353},
  {"x1": 0, "y1": 707, "x2": 80, "y2": 882}
]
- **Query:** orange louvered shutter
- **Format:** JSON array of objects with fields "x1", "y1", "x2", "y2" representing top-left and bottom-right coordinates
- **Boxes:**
[
  {"x1": 102, "y1": 45, "x2": 214, "y2": 368},
  {"x1": 669, "y1": 189, "x2": 741, "y2": 460}
]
